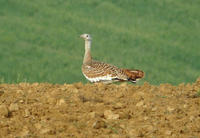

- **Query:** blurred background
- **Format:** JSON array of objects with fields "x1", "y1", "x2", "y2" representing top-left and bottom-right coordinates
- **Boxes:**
[{"x1": 0, "y1": 0, "x2": 199, "y2": 85}]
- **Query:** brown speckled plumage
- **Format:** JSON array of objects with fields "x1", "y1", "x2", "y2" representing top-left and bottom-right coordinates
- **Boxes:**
[{"x1": 80, "y1": 34, "x2": 144, "y2": 83}]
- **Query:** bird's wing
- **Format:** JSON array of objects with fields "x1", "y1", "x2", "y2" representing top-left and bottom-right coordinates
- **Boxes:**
[{"x1": 82, "y1": 61, "x2": 124, "y2": 82}]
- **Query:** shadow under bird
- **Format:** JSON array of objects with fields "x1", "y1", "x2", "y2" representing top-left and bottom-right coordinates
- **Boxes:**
[{"x1": 80, "y1": 34, "x2": 144, "y2": 84}]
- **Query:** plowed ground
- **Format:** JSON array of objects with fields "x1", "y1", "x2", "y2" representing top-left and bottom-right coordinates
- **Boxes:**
[{"x1": 0, "y1": 79, "x2": 200, "y2": 138}]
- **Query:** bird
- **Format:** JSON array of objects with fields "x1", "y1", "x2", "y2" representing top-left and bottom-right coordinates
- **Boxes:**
[{"x1": 80, "y1": 34, "x2": 144, "y2": 84}]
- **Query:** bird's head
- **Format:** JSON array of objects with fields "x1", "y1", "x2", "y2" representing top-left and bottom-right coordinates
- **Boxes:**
[{"x1": 80, "y1": 34, "x2": 92, "y2": 41}]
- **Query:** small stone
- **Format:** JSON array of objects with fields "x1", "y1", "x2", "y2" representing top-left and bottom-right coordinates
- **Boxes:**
[
  {"x1": 189, "y1": 116, "x2": 195, "y2": 121},
  {"x1": 110, "y1": 134, "x2": 120, "y2": 138},
  {"x1": 24, "y1": 109, "x2": 30, "y2": 117},
  {"x1": 144, "y1": 116, "x2": 148, "y2": 120},
  {"x1": 35, "y1": 123, "x2": 42, "y2": 130},
  {"x1": 61, "y1": 87, "x2": 67, "y2": 91},
  {"x1": 72, "y1": 88, "x2": 79, "y2": 93},
  {"x1": 128, "y1": 129, "x2": 137, "y2": 137},
  {"x1": 119, "y1": 112, "x2": 131, "y2": 119},
  {"x1": 143, "y1": 105, "x2": 147, "y2": 108},
  {"x1": 104, "y1": 128, "x2": 112, "y2": 134},
  {"x1": 138, "y1": 92, "x2": 145, "y2": 96},
  {"x1": 116, "y1": 93, "x2": 124, "y2": 98},
  {"x1": 92, "y1": 120, "x2": 106, "y2": 129},
  {"x1": 146, "y1": 125, "x2": 153, "y2": 131},
  {"x1": 0, "y1": 105, "x2": 9, "y2": 117},
  {"x1": 9, "y1": 103, "x2": 19, "y2": 112},
  {"x1": 136, "y1": 101, "x2": 144, "y2": 107},
  {"x1": 104, "y1": 110, "x2": 119, "y2": 120},
  {"x1": 194, "y1": 86, "x2": 199, "y2": 91},
  {"x1": 19, "y1": 126, "x2": 29, "y2": 137},
  {"x1": 167, "y1": 107, "x2": 174, "y2": 112},
  {"x1": 113, "y1": 103, "x2": 124, "y2": 109},
  {"x1": 183, "y1": 104, "x2": 188, "y2": 108},
  {"x1": 16, "y1": 90, "x2": 23, "y2": 94},
  {"x1": 28, "y1": 90, "x2": 32, "y2": 93},
  {"x1": 19, "y1": 100, "x2": 24, "y2": 103},
  {"x1": 89, "y1": 112, "x2": 96, "y2": 118},
  {"x1": 32, "y1": 83, "x2": 39, "y2": 87},
  {"x1": 40, "y1": 128, "x2": 51, "y2": 134},
  {"x1": 152, "y1": 107, "x2": 157, "y2": 111},
  {"x1": 96, "y1": 112, "x2": 104, "y2": 118},
  {"x1": 57, "y1": 98, "x2": 66, "y2": 105},
  {"x1": 47, "y1": 97, "x2": 56, "y2": 104},
  {"x1": 165, "y1": 130, "x2": 172, "y2": 135},
  {"x1": 119, "y1": 124, "x2": 125, "y2": 129}
]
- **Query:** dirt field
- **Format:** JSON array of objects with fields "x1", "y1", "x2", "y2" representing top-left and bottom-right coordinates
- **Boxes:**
[{"x1": 0, "y1": 79, "x2": 200, "y2": 138}]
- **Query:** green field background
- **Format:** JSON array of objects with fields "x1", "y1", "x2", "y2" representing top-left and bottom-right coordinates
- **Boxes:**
[{"x1": 0, "y1": 0, "x2": 199, "y2": 85}]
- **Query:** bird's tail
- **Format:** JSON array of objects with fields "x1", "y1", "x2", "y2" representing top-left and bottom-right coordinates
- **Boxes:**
[{"x1": 123, "y1": 69, "x2": 145, "y2": 83}]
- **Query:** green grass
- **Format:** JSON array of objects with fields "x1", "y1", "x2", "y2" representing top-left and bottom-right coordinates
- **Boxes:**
[{"x1": 0, "y1": 0, "x2": 199, "y2": 85}]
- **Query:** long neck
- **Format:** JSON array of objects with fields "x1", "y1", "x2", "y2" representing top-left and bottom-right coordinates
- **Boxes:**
[{"x1": 83, "y1": 40, "x2": 92, "y2": 64}]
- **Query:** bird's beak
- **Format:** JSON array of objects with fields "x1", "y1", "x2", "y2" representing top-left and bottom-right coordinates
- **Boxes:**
[{"x1": 80, "y1": 34, "x2": 84, "y2": 38}]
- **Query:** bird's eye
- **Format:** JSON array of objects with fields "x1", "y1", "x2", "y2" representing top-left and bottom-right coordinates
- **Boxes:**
[{"x1": 86, "y1": 35, "x2": 88, "y2": 37}]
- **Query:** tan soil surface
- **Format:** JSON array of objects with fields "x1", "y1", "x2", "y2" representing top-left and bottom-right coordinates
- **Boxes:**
[{"x1": 0, "y1": 79, "x2": 200, "y2": 138}]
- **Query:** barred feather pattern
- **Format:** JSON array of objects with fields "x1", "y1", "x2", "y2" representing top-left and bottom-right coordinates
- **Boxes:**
[{"x1": 82, "y1": 60, "x2": 144, "y2": 83}]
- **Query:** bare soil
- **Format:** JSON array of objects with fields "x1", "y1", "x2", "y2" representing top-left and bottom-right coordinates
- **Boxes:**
[{"x1": 0, "y1": 79, "x2": 200, "y2": 138}]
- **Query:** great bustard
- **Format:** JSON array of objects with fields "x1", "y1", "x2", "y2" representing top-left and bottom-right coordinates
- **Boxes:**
[{"x1": 80, "y1": 34, "x2": 144, "y2": 83}]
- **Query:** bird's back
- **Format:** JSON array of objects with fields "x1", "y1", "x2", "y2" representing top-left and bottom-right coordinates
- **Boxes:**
[{"x1": 82, "y1": 60, "x2": 126, "y2": 83}]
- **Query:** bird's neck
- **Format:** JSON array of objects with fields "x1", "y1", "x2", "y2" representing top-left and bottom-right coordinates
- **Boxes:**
[{"x1": 83, "y1": 40, "x2": 92, "y2": 64}]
